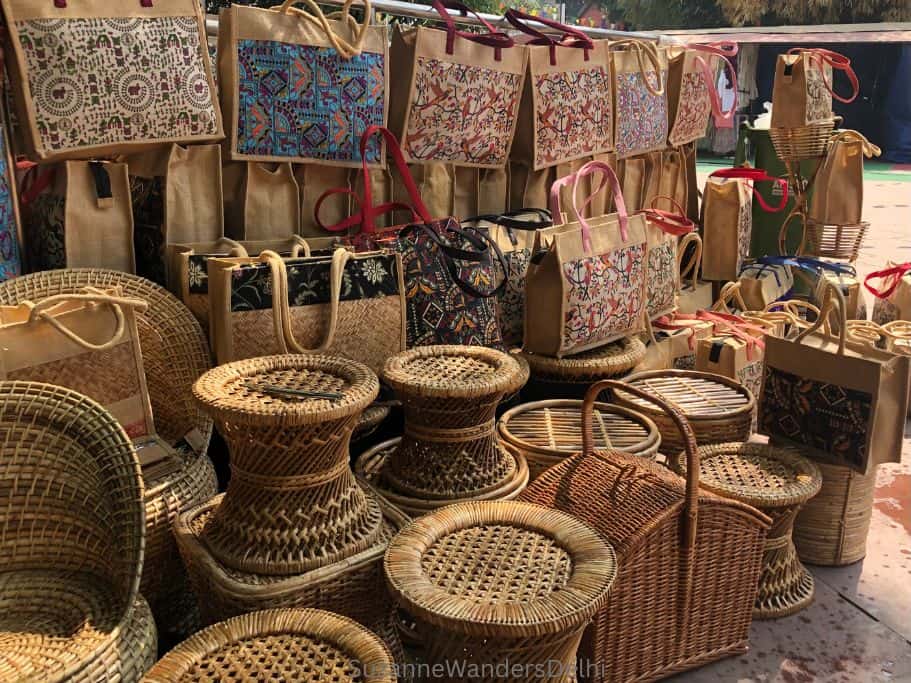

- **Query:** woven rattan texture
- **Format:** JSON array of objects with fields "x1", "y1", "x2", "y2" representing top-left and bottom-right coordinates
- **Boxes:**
[
  {"x1": 614, "y1": 371, "x2": 754, "y2": 454},
  {"x1": 142, "y1": 609, "x2": 396, "y2": 683},
  {"x1": 769, "y1": 119, "x2": 837, "y2": 161},
  {"x1": 520, "y1": 336, "x2": 647, "y2": 381},
  {"x1": 805, "y1": 220, "x2": 869, "y2": 261}
]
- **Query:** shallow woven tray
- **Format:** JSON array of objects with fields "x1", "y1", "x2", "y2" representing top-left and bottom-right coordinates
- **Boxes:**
[
  {"x1": 354, "y1": 404, "x2": 391, "y2": 441},
  {"x1": 769, "y1": 119, "x2": 837, "y2": 161},
  {"x1": 804, "y1": 219, "x2": 869, "y2": 261},
  {"x1": 142, "y1": 608, "x2": 396, "y2": 683},
  {"x1": 520, "y1": 336, "x2": 647, "y2": 381},
  {"x1": 612, "y1": 370, "x2": 755, "y2": 454},
  {"x1": 498, "y1": 400, "x2": 661, "y2": 480}
]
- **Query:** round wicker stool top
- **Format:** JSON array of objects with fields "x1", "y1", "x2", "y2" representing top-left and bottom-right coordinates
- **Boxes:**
[
  {"x1": 142, "y1": 609, "x2": 396, "y2": 682},
  {"x1": 193, "y1": 355, "x2": 379, "y2": 426},
  {"x1": 384, "y1": 500, "x2": 616, "y2": 639},
  {"x1": 673, "y1": 442, "x2": 822, "y2": 510},
  {"x1": 382, "y1": 346, "x2": 528, "y2": 400},
  {"x1": 520, "y1": 337, "x2": 646, "y2": 381},
  {"x1": 613, "y1": 370, "x2": 754, "y2": 422}
]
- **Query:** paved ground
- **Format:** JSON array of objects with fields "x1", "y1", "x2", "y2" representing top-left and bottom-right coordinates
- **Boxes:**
[{"x1": 673, "y1": 164, "x2": 911, "y2": 681}]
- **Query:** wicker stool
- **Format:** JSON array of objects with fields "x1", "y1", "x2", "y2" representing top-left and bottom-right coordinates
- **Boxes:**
[
  {"x1": 520, "y1": 336, "x2": 646, "y2": 383},
  {"x1": 193, "y1": 355, "x2": 381, "y2": 575},
  {"x1": 613, "y1": 370, "x2": 754, "y2": 454},
  {"x1": 498, "y1": 400, "x2": 661, "y2": 480},
  {"x1": 385, "y1": 501, "x2": 616, "y2": 683},
  {"x1": 674, "y1": 442, "x2": 822, "y2": 619},
  {"x1": 143, "y1": 609, "x2": 396, "y2": 682}
]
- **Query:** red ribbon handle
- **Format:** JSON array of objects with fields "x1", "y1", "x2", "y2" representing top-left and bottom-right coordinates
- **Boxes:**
[
  {"x1": 788, "y1": 47, "x2": 859, "y2": 104},
  {"x1": 709, "y1": 167, "x2": 788, "y2": 213},
  {"x1": 431, "y1": 0, "x2": 514, "y2": 60},
  {"x1": 864, "y1": 262, "x2": 911, "y2": 300}
]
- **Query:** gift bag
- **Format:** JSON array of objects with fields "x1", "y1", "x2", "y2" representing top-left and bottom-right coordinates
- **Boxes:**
[
  {"x1": 653, "y1": 314, "x2": 714, "y2": 370},
  {"x1": 771, "y1": 48, "x2": 858, "y2": 128},
  {"x1": 611, "y1": 40, "x2": 668, "y2": 159},
  {"x1": 667, "y1": 42, "x2": 737, "y2": 146},
  {"x1": 390, "y1": 0, "x2": 524, "y2": 168},
  {"x1": 525, "y1": 160, "x2": 648, "y2": 357},
  {"x1": 702, "y1": 167, "x2": 788, "y2": 281},
  {"x1": 22, "y1": 161, "x2": 135, "y2": 273},
  {"x1": 506, "y1": 10, "x2": 612, "y2": 169},
  {"x1": 677, "y1": 232, "x2": 713, "y2": 313},
  {"x1": 642, "y1": 197, "x2": 695, "y2": 320},
  {"x1": 463, "y1": 208, "x2": 553, "y2": 347},
  {"x1": 759, "y1": 283, "x2": 910, "y2": 473},
  {"x1": 810, "y1": 130, "x2": 880, "y2": 226},
  {"x1": 0, "y1": 105, "x2": 23, "y2": 281},
  {"x1": 0, "y1": 290, "x2": 174, "y2": 467},
  {"x1": 218, "y1": 0, "x2": 387, "y2": 166},
  {"x1": 866, "y1": 262, "x2": 911, "y2": 325},
  {"x1": 695, "y1": 311, "x2": 767, "y2": 400},
  {"x1": 224, "y1": 162, "x2": 301, "y2": 240},
  {"x1": 737, "y1": 257, "x2": 796, "y2": 312},
  {"x1": 1, "y1": 0, "x2": 221, "y2": 161},
  {"x1": 208, "y1": 247, "x2": 405, "y2": 370},
  {"x1": 128, "y1": 144, "x2": 224, "y2": 286}
]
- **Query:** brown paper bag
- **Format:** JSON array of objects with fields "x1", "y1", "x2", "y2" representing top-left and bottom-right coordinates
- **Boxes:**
[
  {"x1": 810, "y1": 130, "x2": 879, "y2": 226},
  {"x1": 771, "y1": 49, "x2": 858, "y2": 128},
  {"x1": 22, "y1": 161, "x2": 135, "y2": 273},
  {"x1": 224, "y1": 162, "x2": 300, "y2": 240},
  {"x1": 677, "y1": 232, "x2": 713, "y2": 313},
  {"x1": 612, "y1": 41, "x2": 669, "y2": 158}
]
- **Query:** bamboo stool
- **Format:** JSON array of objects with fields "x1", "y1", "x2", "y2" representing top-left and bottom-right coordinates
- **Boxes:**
[
  {"x1": 193, "y1": 354, "x2": 381, "y2": 575},
  {"x1": 385, "y1": 500, "x2": 616, "y2": 683},
  {"x1": 498, "y1": 400, "x2": 661, "y2": 480},
  {"x1": 142, "y1": 609, "x2": 396, "y2": 682},
  {"x1": 674, "y1": 442, "x2": 822, "y2": 619}
]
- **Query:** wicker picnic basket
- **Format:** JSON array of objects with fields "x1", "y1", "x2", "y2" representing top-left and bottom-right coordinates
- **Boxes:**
[
  {"x1": 498, "y1": 400, "x2": 661, "y2": 480},
  {"x1": 0, "y1": 269, "x2": 217, "y2": 622},
  {"x1": 612, "y1": 370, "x2": 755, "y2": 454},
  {"x1": 769, "y1": 118, "x2": 837, "y2": 161},
  {"x1": 519, "y1": 380, "x2": 771, "y2": 683},
  {"x1": 143, "y1": 608, "x2": 397, "y2": 683},
  {"x1": 803, "y1": 219, "x2": 869, "y2": 261},
  {"x1": 0, "y1": 381, "x2": 157, "y2": 682}
]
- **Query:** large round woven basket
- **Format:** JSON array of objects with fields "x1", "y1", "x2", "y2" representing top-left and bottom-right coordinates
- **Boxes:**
[
  {"x1": 804, "y1": 219, "x2": 869, "y2": 261},
  {"x1": 769, "y1": 119, "x2": 837, "y2": 161}
]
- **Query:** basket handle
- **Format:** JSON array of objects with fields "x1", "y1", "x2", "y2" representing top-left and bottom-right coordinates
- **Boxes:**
[{"x1": 582, "y1": 380, "x2": 700, "y2": 551}]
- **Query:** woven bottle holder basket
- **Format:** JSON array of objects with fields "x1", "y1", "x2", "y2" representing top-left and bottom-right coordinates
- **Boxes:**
[
  {"x1": 769, "y1": 118, "x2": 838, "y2": 161},
  {"x1": 611, "y1": 370, "x2": 755, "y2": 454}
]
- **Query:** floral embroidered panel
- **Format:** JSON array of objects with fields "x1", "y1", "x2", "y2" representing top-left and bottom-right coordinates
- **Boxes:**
[
  {"x1": 646, "y1": 239, "x2": 677, "y2": 319},
  {"x1": 669, "y1": 71, "x2": 709, "y2": 146},
  {"x1": 614, "y1": 70, "x2": 668, "y2": 157}
]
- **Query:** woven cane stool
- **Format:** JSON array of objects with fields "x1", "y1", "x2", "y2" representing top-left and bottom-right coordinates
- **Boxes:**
[
  {"x1": 193, "y1": 355, "x2": 381, "y2": 575},
  {"x1": 143, "y1": 609, "x2": 396, "y2": 682},
  {"x1": 673, "y1": 442, "x2": 822, "y2": 619},
  {"x1": 385, "y1": 501, "x2": 616, "y2": 683}
]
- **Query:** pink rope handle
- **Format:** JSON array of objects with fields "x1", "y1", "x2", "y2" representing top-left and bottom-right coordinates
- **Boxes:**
[
  {"x1": 709, "y1": 167, "x2": 788, "y2": 212},
  {"x1": 548, "y1": 166, "x2": 611, "y2": 223},
  {"x1": 691, "y1": 41, "x2": 738, "y2": 127},
  {"x1": 789, "y1": 47, "x2": 859, "y2": 104},
  {"x1": 864, "y1": 262, "x2": 911, "y2": 300},
  {"x1": 572, "y1": 161, "x2": 628, "y2": 252}
]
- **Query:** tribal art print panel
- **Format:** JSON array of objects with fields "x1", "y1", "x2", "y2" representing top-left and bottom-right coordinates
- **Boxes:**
[
  {"x1": 16, "y1": 17, "x2": 218, "y2": 152},
  {"x1": 403, "y1": 58, "x2": 522, "y2": 167},
  {"x1": 0, "y1": 129, "x2": 21, "y2": 282},
  {"x1": 236, "y1": 39, "x2": 385, "y2": 163},
  {"x1": 614, "y1": 70, "x2": 668, "y2": 157},
  {"x1": 562, "y1": 242, "x2": 646, "y2": 350},
  {"x1": 646, "y1": 239, "x2": 677, "y2": 319},
  {"x1": 533, "y1": 65, "x2": 612, "y2": 167}
]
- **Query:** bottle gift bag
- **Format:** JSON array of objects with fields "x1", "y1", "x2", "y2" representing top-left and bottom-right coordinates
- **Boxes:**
[
  {"x1": 0, "y1": 104, "x2": 23, "y2": 282},
  {"x1": 506, "y1": 10, "x2": 612, "y2": 169},
  {"x1": 1, "y1": 0, "x2": 222, "y2": 162},
  {"x1": 22, "y1": 161, "x2": 135, "y2": 273},
  {"x1": 810, "y1": 130, "x2": 880, "y2": 226},
  {"x1": 760, "y1": 283, "x2": 910, "y2": 474},
  {"x1": 218, "y1": 0, "x2": 387, "y2": 166},
  {"x1": 866, "y1": 262, "x2": 911, "y2": 325},
  {"x1": 677, "y1": 232, "x2": 713, "y2": 313},
  {"x1": 525, "y1": 160, "x2": 647, "y2": 357},
  {"x1": 389, "y1": 0, "x2": 524, "y2": 168},
  {"x1": 651, "y1": 314, "x2": 715, "y2": 370},
  {"x1": 694, "y1": 311, "x2": 767, "y2": 400},
  {"x1": 701, "y1": 167, "x2": 788, "y2": 281},
  {"x1": 642, "y1": 197, "x2": 695, "y2": 320},
  {"x1": 611, "y1": 40, "x2": 668, "y2": 159},
  {"x1": 127, "y1": 143, "x2": 224, "y2": 286},
  {"x1": 666, "y1": 42, "x2": 738, "y2": 146},
  {"x1": 771, "y1": 48, "x2": 858, "y2": 128},
  {"x1": 224, "y1": 162, "x2": 301, "y2": 240}
]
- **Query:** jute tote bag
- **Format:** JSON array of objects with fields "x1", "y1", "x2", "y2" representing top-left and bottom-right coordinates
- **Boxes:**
[
  {"x1": 224, "y1": 162, "x2": 301, "y2": 241},
  {"x1": 642, "y1": 197, "x2": 695, "y2": 320},
  {"x1": 771, "y1": 48, "x2": 858, "y2": 128},
  {"x1": 667, "y1": 42, "x2": 737, "y2": 146},
  {"x1": 810, "y1": 130, "x2": 880, "y2": 226},
  {"x1": 676, "y1": 232, "x2": 713, "y2": 313},
  {"x1": 866, "y1": 262, "x2": 911, "y2": 325}
]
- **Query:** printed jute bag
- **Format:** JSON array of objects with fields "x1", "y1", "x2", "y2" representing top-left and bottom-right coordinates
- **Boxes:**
[
  {"x1": 127, "y1": 144, "x2": 224, "y2": 286},
  {"x1": 525, "y1": 160, "x2": 647, "y2": 357},
  {"x1": 208, "y1": 247, "x2": 405, "y2": 371},
  {"x1": 218, "y1": 0, "x2": 388, "y2": 166},
  {"x1": 771, "y1": 48, "x2": 859, "y2": 128},
  {"x1": 810, "y1": 130, "x2": 880, "y2": 226},
  {"x1": 224, "y1": 162, "x2": 301, "y2": 241},
  {"x1": 0, "y1": 105, "x2": 23, "y2": 282},
  {"x1": 611, "y1": 40, "x2": 668, "y2": 159},
  {"x1": 506, "y1": 10, "x2": 612, "y2": 169},
  {"x1": 701, "y1": 167, "x2": 788, "y2": 281},
  {"x1": 641, "y1": 197, "x2": 695, "y2": 320},
  {"x1": 21, "y1": 161, "x2": 135, "y2": 273},
  {"x1": 667, "y1": 42, "x2": 738, "y2": 146},
  {"x1": 1, "y1": 0, "x2": 222, "y2": 162},
  {"x1": 0, "y1": 289, "x2": 175, "y2": 468},
  {"x1": 389, "y1": 0, "x2": 524, "y2": 168},
  {"x1": 760, "y1": 283, "x2": 910, "y2": 473},
  {"x1": 462, "y1": 208, "x2": 553, "y2": 347},
  {"x1": 866, "y1": 262, "x2": 911, "y2": 325},
  {"x1": 677, "y1": 232, "x2": 712, "y2": 313}
]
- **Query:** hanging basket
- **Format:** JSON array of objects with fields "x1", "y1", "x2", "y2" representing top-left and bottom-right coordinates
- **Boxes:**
[
  {"x1": 803, "y1": 219, "x2": 869, "y2": 261},
  {"x1": 769, "y1": 118, "x2": 838, "y2": 162}
]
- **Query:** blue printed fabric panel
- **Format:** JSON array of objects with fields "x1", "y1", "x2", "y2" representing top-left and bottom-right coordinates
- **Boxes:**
[
  {"x1": 236, "y1": 39, "x2": 385, "y2": 164},
  {"x1": 0, "y1": 126, "x2": 21, "y2": 282}
]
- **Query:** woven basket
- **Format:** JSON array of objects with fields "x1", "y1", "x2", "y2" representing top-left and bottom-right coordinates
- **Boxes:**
[
  {"x1": 520, "y1": 336, "x2": 646, "y2": 381},
  {"x1": 498, "y1": 400, "x2": 661, "y2": 480},
  {"x1": 769, "y1": 119, "x2": 837, "y2": 161},
  {"x1": 0, "y1": 269, "x2": 217, "y2": 616},
  {"x1": 519, "y1": 380, "x2": 771, "y2": 682},
  {"x1": 804, "y1": 219, "x2": 869, "y2": 261},
  {"x1": 0, "y1": 381, "x2": 157, "y2": 682},
  {"x1": 612, "y1": 370, "x2": 755, "y2": 454},
  {"x1": 793, "y1": 460, "x2": 876, "y2": 566},
  {"x1": 143, "y1": 608, "x2": 397, "y2": 683}
]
